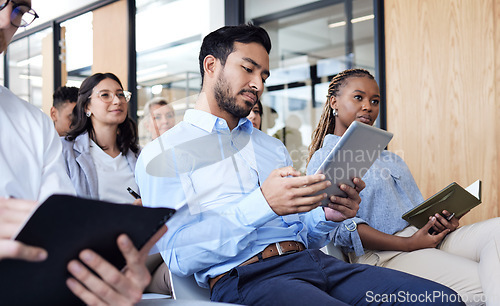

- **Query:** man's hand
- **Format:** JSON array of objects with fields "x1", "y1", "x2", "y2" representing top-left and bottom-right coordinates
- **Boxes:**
[
  {"x1": 323, "y1": 177, "x2": 365, "y2": 222},
  {"x1": 66, "y1": 234, "x2": 152, "y2": 306},
  {"x1": 260, "y1": 166, "x2": 331, "y2": 215},
  {"x1": 0, "y1": 198, "x2": 47, "y2": 261}
]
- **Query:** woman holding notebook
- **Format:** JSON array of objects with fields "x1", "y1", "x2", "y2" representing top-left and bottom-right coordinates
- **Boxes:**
[{"x1": 307, "y1": 68, "x2": 499, "y2": 305}]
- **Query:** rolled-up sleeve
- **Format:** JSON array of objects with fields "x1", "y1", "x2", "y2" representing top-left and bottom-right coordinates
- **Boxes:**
[{"x1": 332, "y1": 217, "x2": 367, "y2": 256}]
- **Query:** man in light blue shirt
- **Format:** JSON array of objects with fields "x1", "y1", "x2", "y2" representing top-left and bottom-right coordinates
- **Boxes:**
[{"x1": 136, "y1": 24, "x2": 464, "y2": 305}]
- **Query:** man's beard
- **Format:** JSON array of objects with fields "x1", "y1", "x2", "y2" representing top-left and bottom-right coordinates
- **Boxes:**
[{"x1": 214, "y1": 72, "x2": 256, "y2": 119}]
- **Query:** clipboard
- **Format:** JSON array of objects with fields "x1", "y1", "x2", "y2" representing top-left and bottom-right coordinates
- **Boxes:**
[
  {"x1": 314, "y1": 121, "x2": 393, "y2": 206},
  {"x1": 402, "y1": 180, "x2": 481, "y2": 229},
  {"x1": 0, "y1": 194, "x2": 175, "y2": 305}
]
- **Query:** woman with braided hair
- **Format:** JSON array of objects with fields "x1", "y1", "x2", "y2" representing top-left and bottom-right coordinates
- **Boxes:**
[{"x1": 307, "y1": 68, "x2": 500, "y2": 305}]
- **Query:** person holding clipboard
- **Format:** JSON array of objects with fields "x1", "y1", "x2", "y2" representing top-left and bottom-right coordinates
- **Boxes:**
[
  {"x1": 307, "y1": 68, "x2": 500, "y2": 304},
  {"x1": 0, "y1": 2, "x2": 155, "y2": 304}
]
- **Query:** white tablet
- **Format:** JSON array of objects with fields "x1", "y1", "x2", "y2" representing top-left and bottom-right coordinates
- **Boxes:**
[{"x1": 314, "y1": 121, "x2": 393, "y2": 206}]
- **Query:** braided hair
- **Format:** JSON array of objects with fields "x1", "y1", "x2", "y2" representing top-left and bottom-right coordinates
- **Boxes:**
[{"x1": 307, "y1": 68, "x2": 375, "y2": 164}]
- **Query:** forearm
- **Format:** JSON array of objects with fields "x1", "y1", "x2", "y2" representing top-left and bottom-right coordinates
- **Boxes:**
[
  {"x1": 160, "y1": 189, "x2": 277, "y2": 275},
  {"x1": 304, "y1": 208, "x2": 340, "y2": 248},
  {"x1": 357, "y1": 224, "x2": 411, "y2": 252}
]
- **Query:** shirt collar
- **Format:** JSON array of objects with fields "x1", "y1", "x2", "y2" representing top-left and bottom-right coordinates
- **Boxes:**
[{"x1": 184, "y1": 109, "x2": 254, "y2": 134}]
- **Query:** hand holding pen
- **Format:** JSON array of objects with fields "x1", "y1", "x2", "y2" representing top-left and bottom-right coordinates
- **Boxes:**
[{"x1": 127, "y1": 187, "x2": 142, "y2": 206}]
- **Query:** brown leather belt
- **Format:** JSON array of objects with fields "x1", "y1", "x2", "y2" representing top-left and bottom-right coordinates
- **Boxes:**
[{"x1": 209, "y1": 241, "x2": 305, "y2": 290}]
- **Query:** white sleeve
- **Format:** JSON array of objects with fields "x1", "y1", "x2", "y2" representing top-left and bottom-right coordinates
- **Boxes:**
[{"x1": 37, "y1": 115, "x2": 76, "y2": 202}]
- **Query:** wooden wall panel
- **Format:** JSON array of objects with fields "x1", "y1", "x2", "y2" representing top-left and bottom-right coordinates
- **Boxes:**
[
  {"x1": 385, "y1": 0, "x2": 499, "y2": 224},
  {"x1": 92, "y1": 0, "x2": 128, "y2": 89}
]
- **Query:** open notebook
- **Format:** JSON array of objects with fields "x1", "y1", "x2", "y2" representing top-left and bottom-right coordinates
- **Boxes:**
[{"x1": 402, "y1": 180, "x2": 481, "y2": 229}]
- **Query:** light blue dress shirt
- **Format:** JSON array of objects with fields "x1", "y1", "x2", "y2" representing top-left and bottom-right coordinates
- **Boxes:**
[
  {"x1": 136, "y1": 109, "x2": 341, "y2": 288},
  {"x1": 307, "y1": 134, "x2": 424, "y2": 256}
]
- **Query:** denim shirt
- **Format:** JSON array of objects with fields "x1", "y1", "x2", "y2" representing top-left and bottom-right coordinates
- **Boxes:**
[{"x1": 307, "y1": 134, "x2": 424, "y2": 255}]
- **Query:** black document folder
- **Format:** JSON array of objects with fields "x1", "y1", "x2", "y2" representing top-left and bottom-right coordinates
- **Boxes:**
[{"x1": 0, "y1": 194, "x2": 175, "y2": 305}]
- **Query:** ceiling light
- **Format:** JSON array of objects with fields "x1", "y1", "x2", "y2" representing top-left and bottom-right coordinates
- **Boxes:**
[
  {"x1": 137, "y1": 64, "x2": 168, "y2": 76},
  {"x1": 151, "y1": 84, "x2": 163, "y2": 95},
  {"x1": 352, "y1": 14, "x2": 374, "y2": 23},
  {"x1": 16, "y1": 54, "x2": 43, "y2": 67},
  {"x1": 328, "y1": 21, "x2": 346, "y2": 29},
  {"x1": 328, "y1": 14, "x2": 374, "y2": 29}
]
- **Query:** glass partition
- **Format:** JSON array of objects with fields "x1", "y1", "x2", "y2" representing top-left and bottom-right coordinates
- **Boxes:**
[
  {"x1": 251, "y1": 0, "x2": 375, "y2": 171},
  {"x1": 135, "y1": 0, "x2": 207, "y2": 146},
  {"x1": 8, "y1": 28, "x2": 52, "y2": 108},
  {"x1": 246, "y1": 0, "x2": 321, "y2": 21},
  {"x1": 61, "y1": 12, "x2": 94, "y2": 87}
]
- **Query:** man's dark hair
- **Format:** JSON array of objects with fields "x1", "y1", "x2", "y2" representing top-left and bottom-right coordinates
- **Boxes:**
[
  {"x1": 198, "y1": 23, "x2": 271, "y2": 86},
  {"x1": 53, "y1": 86, "x2": 79, "y2": 109}
]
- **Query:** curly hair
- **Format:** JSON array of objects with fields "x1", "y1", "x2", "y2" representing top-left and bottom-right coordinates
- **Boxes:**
[{"x1": 53, "y1": 86, "x2": 78, "y2": 108}]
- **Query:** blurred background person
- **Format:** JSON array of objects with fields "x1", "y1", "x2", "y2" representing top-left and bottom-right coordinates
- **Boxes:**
[
  {"x1": 50, "y1": 86, "x2": 78, "y2": 137},
  {"x1": 139, "y1": 97, "x2": 175, "y2": 146},
  {"x1": 246, "y1": 99, "x2": 262, "y2": 130},
  {"x1": 62, "y1": 73, "x2": 140, "y2": 204}
]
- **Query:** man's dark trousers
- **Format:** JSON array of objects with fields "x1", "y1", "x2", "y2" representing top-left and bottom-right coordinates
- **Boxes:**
[{"x1": 211, "y1": 249, "x2": 465, "y2": 305}]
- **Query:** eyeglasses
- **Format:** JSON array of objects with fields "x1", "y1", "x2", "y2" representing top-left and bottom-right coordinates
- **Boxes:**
[
  {"x1": 0, "y1": 0, "x2": 39, "y2": 28},
  {"x1": 92, "y1": 90, "x2": 132, "y2": 103}
]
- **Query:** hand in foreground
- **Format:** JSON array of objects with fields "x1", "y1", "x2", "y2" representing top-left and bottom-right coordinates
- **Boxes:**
[
  {"x1": 429, "y1": 210, "x2": 459, "y2": 234},
  {"x1": 260, "y1": 166, "x2": 331, "y2": 216},
  {"x1": 66, "y1": 226, "x2": 167, "y2": 306},
  {"x1": 406, "y1": 217, "x2": 449, "y2": 251},
  {"x1": 0, "y1": 198, "x2": 47, "y2": 261},
  {"x1": 323, "y1": 177, "x2": 365, "y2": 222}
]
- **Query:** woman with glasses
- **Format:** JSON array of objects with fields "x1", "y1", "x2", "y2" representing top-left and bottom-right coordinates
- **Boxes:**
[{"x1": 62, "y1": 72, "x2": 141, "y2": 204}]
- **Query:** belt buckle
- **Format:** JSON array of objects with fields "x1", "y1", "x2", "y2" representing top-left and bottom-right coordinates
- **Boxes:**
[{"x1": 275, "y1": 242, "x2": 296, "y2": 256}]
